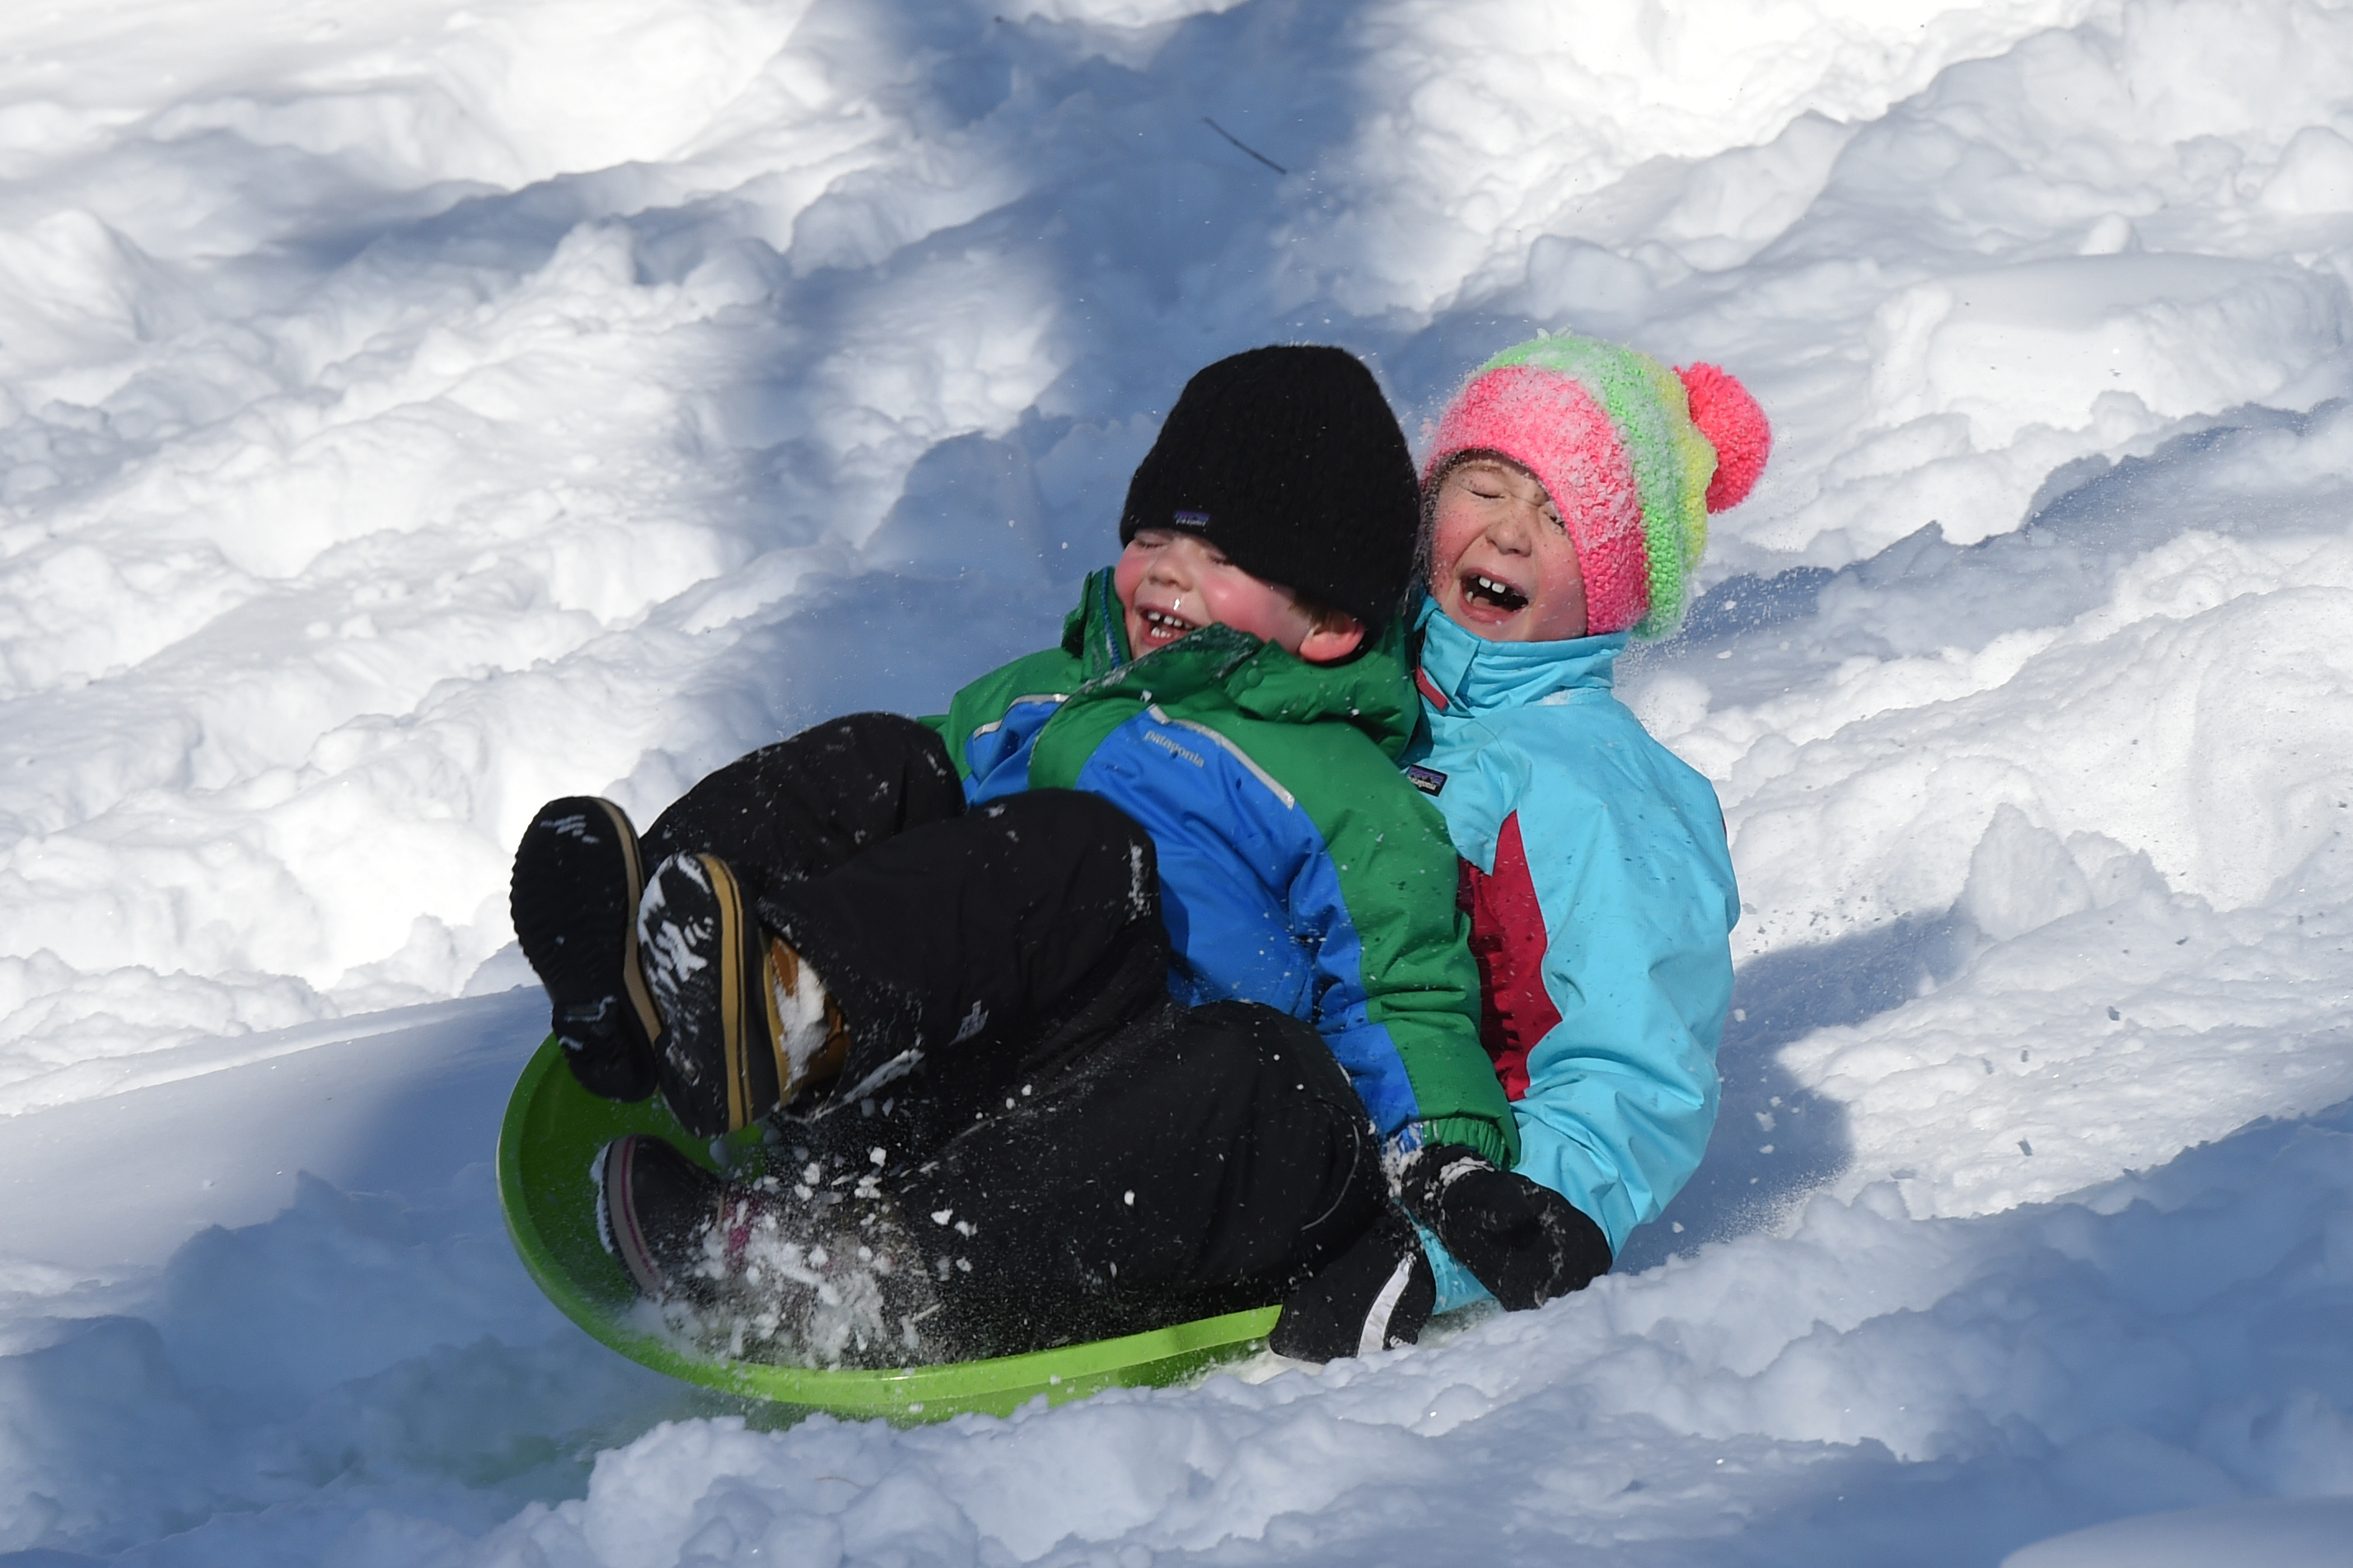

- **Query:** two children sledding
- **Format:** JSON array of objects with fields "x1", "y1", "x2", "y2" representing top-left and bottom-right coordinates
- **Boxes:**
[{"x1": 509, "y1": 334, "x2": 1766, "y2": 1368}]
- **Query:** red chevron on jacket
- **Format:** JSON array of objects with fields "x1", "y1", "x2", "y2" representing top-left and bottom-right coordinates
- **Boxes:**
[{"x1": 1457, "y1": 812, "x2": 1558, "y2": 1102}]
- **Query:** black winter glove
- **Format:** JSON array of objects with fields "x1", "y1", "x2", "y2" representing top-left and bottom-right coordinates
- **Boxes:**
[
  {"x1": 1396, "y1": 1144, "x2": 1611, "y2": 1311},
  {"x1": 1268, "y1": 1203, "x2": 1434, "y2": 1363}
]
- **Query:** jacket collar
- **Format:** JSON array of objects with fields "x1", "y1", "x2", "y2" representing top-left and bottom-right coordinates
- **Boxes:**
[
  {"x1": 1061, "y1": 568, "x2": 1134, "y2": 679},
  {"x1": 1060, "y1": 568, "x2": 1419, "y2": 756},
  {"x1": 1411, "y1": 594, "x2": 1626, "y2": 715}
]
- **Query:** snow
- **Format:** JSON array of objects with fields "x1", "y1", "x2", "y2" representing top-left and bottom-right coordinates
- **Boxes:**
[
  {"x1": 1, "y1": 0, "x2": 2350, "y2": 1562},
  {"x1": 2003, "y1": 1497, "x2": 2353, "y2": 1567}
]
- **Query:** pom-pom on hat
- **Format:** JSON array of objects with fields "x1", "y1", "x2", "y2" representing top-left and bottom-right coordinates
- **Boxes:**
[
  {"x1": 1423, "y1": 335, "x2": 1770, "y2": 638},
  {"x1": 1123, "y1": 345, "x2": 1421, "y2": 634}
]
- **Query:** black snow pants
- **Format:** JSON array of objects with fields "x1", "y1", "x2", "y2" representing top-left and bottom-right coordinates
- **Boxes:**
[{"x1": 640, "y1": 713, "x2": 1387, "y2": 1355}]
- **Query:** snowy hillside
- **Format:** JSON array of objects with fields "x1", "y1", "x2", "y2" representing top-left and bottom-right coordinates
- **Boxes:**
[{"x1": 2, "y1": 0, "x2": 2351, "y2": 1562}]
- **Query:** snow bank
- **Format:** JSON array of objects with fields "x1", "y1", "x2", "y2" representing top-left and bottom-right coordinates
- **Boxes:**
[
  {"x1": 2005, "y1": 1498, "x2": 2353, "y2": 1568},
  {"x1": 469, "y1": 1098, "x2": 2349, "y2": 1566},
  {"x1": 9, "y1": 1075, "x2": 2327, "y2": 1565},
  {"x1": 0, "y1": 0, "x2": 1083, "y2": 1097},
  {"x1": 1310, "y1": 0, "x2": 2117, "y2": 316},
  {"x1": 2, "y1": 0, "x2": 2352, "y2": 1561}
]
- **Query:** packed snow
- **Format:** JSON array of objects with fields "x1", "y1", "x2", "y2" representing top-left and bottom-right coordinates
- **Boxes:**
[{"x1": 2, "y1": 0, "x2": 2351, "y2": 1562}]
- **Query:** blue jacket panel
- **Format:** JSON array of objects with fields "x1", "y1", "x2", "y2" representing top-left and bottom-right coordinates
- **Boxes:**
[
  {"x1": 1069, "y1": 714, "x2": 1424, "y2": 1141},
  {"x1": 1406, "y1": 599, "x2": 1740, "y2": 1257}
]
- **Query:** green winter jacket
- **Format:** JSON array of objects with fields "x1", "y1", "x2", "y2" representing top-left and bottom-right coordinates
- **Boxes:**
[{"x1": 924, "y1": 569, "x2": 1515, "y2": 1167}]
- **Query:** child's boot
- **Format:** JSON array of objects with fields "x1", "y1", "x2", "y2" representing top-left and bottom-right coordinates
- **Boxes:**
[
  {"x1": 635, "y1": 851, "x2": 852, "y2": 1138},
  {"x1": 511, "y1": 797, "x2": 662, "y2": 1101},
  {"x1": 597, "y1": 1133, "x2": 948, "y2": 1368},
  {"x1": 596, "y1": 1130, "x2": 722, "y2": 1302}
]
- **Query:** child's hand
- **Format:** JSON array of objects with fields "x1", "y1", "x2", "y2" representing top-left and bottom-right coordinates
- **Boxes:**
[{"x1": 1396, "y1": 1144, "x2": 1612, "y2": 1310}]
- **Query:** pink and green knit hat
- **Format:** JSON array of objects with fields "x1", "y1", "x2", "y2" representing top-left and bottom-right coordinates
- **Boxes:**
[{"x1": 1423, "y1": 334, "x2": 1771, "y2": 638}]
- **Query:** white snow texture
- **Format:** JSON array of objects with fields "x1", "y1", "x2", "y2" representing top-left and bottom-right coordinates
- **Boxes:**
[{"x1": 2, "y1": 0, "x2": 2351, "y2": 1563}]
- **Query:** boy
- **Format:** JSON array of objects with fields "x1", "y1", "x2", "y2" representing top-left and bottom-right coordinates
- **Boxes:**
[
  {"x1": 1392, "y1": 334, "x2": 1766, "y2": 1316},
  {"x1": 509, "y1": 346, "x2": 1518, "y2": 1367}
]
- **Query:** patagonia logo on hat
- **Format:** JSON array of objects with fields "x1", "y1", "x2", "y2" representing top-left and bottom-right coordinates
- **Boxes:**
[
  {"x1": 1405, "y1": 765, "x2": 1448, "y2": 797},
  {"x1": 1173, "y1": 510, "x2": 1211, "y2": 527}
]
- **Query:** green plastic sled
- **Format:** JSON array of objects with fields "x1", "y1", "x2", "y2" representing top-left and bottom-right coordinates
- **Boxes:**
[{"x1": 497, "y1": 1034, "x2": 1279, "y2": 1422}]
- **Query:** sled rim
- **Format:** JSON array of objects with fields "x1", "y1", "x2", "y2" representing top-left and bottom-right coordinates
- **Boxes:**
[{"x1": 497, "y1": 1033, "x2": 1279, "y2": 1420}]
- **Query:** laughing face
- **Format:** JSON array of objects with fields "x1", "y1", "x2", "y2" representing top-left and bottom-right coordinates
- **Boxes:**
[
  {"x1": 1427, "y1": 455, "x2": 1589, "y2": 642},
  {"x1": 1112, "y1": 528, "x2": 1364, "y2": 662}
]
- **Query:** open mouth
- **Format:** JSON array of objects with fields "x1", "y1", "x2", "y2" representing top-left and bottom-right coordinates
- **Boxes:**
[
  {"x1": 1459, "y1": 572, "x2": 1529, "y2": 614},
  {"x1": 1137, "y1": 606, "x2": 1200, "y2": 644}
]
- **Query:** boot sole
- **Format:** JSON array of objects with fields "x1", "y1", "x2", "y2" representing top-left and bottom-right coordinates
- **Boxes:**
[
  {"x1": 640, "y1": 853, "x2": 779, "y2": 1137},
  {"x1": 598, "y1": 1133, "x2": 718, "y2": 1301},
  {"x1": 598, "y1": 1135, "x2": 666, "y2": 1298},
  {"x1": 512, "y1": 798, "x2": 663, "y2": 1083}
]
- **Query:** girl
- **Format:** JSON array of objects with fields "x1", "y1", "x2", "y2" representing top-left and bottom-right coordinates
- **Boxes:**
[{"x1": 1398, "y1": 334, "x2": 1767, "y2": 1314}]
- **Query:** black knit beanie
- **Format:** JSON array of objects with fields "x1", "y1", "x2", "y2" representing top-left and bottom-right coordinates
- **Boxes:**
[{"x1": 1119, "y1": 345, "x2": 1420, "y2": 634}]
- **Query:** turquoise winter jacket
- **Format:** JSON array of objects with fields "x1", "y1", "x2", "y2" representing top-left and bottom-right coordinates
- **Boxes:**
[{"x1": 1405, "y1": 598, "x2": 1738, "y2": 1279}]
